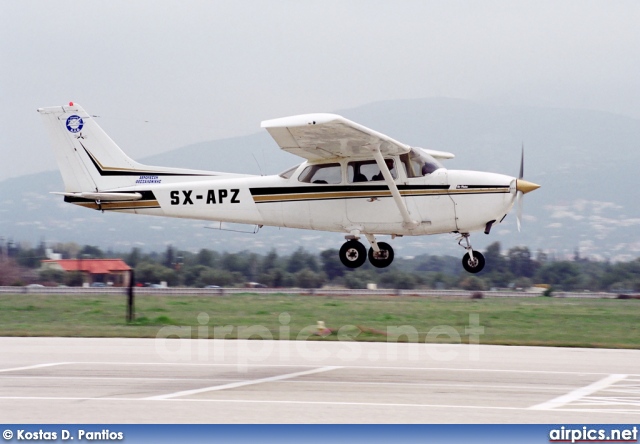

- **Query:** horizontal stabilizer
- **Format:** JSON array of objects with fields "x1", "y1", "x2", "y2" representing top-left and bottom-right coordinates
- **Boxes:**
[{"x1": 51, "y1": 192, "x2": 142, "y2": 201}]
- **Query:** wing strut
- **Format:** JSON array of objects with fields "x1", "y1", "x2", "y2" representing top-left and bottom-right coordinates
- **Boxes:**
[{"x1": 371, "y1": 146, "x2": 419, "y2": 229}]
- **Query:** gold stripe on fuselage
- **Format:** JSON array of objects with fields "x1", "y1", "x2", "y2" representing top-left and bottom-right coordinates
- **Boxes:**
[
  {"x1": 448, "y1": 187, "x2": 511, "y2": 195},
  {"x1": 74, "y1": 200, "x2": 161, "y2": 211},
  {"x1": 253, "y1": 187, "x2": 509, "y2": 203}
]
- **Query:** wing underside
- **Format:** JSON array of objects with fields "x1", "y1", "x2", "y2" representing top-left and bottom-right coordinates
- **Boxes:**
[
  {"x1": 261, "y1": 114, "x2": 412, "y2": 161},
  {"x1": 261, "y1": 113, "x2": 454, "y2": 161}
]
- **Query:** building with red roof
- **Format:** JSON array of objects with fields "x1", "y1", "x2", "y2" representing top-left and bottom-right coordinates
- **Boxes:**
[{"x1": 41, "y1": 259, "x2": 131, "y2": 287}]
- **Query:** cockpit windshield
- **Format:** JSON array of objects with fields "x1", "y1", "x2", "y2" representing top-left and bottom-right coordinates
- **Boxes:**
[{"x1": 401, "y1": 148, "x2": 444, "y2": 178}]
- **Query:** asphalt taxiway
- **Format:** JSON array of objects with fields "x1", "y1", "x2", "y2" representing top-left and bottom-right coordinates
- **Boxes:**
[{"x1": 1, "y1": 337, "x2": 638, "y2": 423}]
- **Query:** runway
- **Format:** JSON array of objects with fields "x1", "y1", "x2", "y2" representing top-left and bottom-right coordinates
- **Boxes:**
[{"x1": 1, "y1": 337, "x2": 639, "y2": 423}]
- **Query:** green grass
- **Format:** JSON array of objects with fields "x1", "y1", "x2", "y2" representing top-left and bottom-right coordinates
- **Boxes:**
[{"x1": 0, "y1": 293, "x2": 638, "y2": 349}]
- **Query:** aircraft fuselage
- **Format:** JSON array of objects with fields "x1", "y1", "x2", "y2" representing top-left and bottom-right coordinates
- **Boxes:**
[{"x1": 66, "y1": 160, "x2": 516, "y2": 238}]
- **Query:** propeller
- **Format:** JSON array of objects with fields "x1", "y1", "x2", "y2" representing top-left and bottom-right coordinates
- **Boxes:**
[
  {"x1": 514, "y1": 144, "x2": 540, "y2": 231},
  {"x1": 516, "y1": 145, "x2": 524, "y2": 231}
]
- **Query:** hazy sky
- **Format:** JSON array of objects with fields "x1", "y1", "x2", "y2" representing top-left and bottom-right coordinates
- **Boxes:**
[{"x1": 2, "y1": 1, "x2": 640, "y2": 179}]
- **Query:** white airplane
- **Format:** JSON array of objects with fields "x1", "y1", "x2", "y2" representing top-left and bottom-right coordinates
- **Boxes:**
[{"x1": 38, "y1": 102, "x2": 539, "y2": 273}]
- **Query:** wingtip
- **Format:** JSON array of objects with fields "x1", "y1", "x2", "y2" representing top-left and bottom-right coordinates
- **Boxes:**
[{"x1": 261, "y1": 113, "x2": 342, "y2": 129}]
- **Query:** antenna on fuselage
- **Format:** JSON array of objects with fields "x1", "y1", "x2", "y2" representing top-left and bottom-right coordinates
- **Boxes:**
[{"x1": 251, "y1": 153, "x2": 265, "y2": 176}]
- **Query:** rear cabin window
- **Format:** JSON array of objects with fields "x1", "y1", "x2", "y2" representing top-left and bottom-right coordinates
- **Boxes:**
[{"x1": 298, "y1": 163, "x2": 342, "y2": 184}]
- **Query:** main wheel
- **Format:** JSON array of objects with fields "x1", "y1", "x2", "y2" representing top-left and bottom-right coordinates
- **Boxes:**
[
  {"x1": 368, "y1": 242, "x2": 394, "y2": 268},
  {"x1": 339, "y1": 240, "x2": 367, "y2": 268},
  {"x1": 462, "y1": 251, "x2": 485, "y2": 273}
]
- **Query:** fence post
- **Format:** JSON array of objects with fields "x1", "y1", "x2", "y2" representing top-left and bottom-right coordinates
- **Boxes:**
[{"x1": 127, "y1": 269, "x2": 135, "y2": 322}]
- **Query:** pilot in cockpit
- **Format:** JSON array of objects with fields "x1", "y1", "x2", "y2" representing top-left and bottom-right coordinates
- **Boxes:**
[
  {"x1": 372, "y1": 159, "x2": 395, "y2": 181},
  {"x1": 401, "y1": 148, "x2": 443, "y2": 178}
]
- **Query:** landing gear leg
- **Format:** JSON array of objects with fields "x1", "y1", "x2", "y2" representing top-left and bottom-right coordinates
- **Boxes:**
[
  {"x1": 458, "y1": 233, "x2": 485, "y2": 273},
  {"x1": 365, "y1": 234, "x2": 394, "y2": 268}
]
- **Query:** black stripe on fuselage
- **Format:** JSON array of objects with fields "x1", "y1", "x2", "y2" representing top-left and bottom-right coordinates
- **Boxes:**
[
  {"x1": 250, "y1": 184, "x2": 451, "y2": 203},
  {"x1": 63, "y1": 190, "x2": 158, "y2": 203},
  {"x1": 249, "y1": 184, "x2": 510, "y2": 203},
  {"x1": 455, "y1": 185, "x2": 510, "y2": 189},
  {"x1": 250, "y1": 184, "x2": 450, "y2": 196},
  {"x1": 80, "y1": 143, "x2": 212, "y2": 177}
]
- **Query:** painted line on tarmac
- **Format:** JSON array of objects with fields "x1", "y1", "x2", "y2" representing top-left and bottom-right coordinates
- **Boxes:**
[
  {"x1": 0, "y1": 375, "x2": 577, "y2": 392},
  {"x1": 0, "y1": 363, "x2": 70, "y2": 373},
  {"x1": 42, "y1": 361, "x2": 639, "y2": 377},
  {"x1": 1, "y1": 396, "x2": 639, "y2": 416},
  {"x1": 529, "y1": 373, "x2": 628, "y2": 410},
  {"x1": 146, "y1": 365, "x2": 343, "y2": 400}
]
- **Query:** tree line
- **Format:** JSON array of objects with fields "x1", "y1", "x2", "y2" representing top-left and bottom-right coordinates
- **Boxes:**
[{"x1": 1, "y1": 240, "x2": 639, "y2": 292}]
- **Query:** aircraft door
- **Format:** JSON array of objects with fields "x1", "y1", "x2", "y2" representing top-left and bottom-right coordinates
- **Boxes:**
[
  {"x1": 399, "y1": 151, "x2": 458, "y2": 233},
  {"x1": 404, "y1": 169, "x2": 457, "y2": 233},
  {"x1": 293, "y1": 162, "x2": 345, "y2": 231},
  {"x1": 345, "y1": 159, "x2": 405, "y2": 227}
]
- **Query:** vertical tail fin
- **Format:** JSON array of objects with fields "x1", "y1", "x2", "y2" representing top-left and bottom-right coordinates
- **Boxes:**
[
  {"x1": 39, "y1": 103, "x2": 97, "y2": 191},
  {"x1": 38, "y1": 102, "x2": 222, "y2": 193},
  {"x1": 38, "y1": 102, "x2": 154, "y2": 192}
]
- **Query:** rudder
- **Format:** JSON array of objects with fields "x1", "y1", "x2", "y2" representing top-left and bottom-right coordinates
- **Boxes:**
[{"x1": 38, "y1": 103, "x2": 151, "y2": 192}]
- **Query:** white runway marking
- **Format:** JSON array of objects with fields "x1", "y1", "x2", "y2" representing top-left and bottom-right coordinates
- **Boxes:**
[
  {"x1": 1, "y1": 395, "x2": 640, "y2": 415},
  {"x1": 146, "y1": 365, "x2": 342, "y2": 400},
  {"x1": 29, "y1": 361, "x2": 635, "y2": 376},
  {"x1": 0, "y1": 363, "x2": 69, "y2": 373},
  {"x1": 569, "y1": 376, "x2": 640, "y2": 408},
  {"x1": 0, "y1": 375, "x2": 576, "y2": 392},
  {"x1": 0, "y1": 375, "x2": 247, "y2": 383},
  {"x1": 530, "y1": 373, "x2": 628, "y2": 410}
]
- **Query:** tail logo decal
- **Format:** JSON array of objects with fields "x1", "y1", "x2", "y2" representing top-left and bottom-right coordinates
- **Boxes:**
[{"x1": 65, "y1": 115, "x2": 84, "y2": 133}]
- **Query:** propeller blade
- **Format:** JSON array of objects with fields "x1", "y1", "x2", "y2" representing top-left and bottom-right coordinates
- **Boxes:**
[
  {"x1": 515, "y1": 144, "x2": 539, "y2": 232},
  {"x1": 516, "y1": 190, "x2": 523, "y2": 232},
  {"x1": 517, "y1": 145, "x2": 523, "y2": 232},
  {"x1": 519, "y1": 143, "x2": 524, "y2": 179}
]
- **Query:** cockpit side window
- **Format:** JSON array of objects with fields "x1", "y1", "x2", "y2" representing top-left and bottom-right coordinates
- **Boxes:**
[
  {"x1": 400, "y1": 153, "x2": 419, "y2": 178},
  {"x1": 298, "y1": 163, "x2": 342, "y2": 184},
  {"x1": 348, "y1": 159, "x2": 397, "y2": 183}
]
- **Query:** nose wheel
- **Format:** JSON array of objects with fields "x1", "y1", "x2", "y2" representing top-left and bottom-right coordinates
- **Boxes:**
[
  {"x1": 458, "y1": 233, "x2": 485, "y2": 273},
  {"x1": 462, "y1": 251, "x2": 485, "y2": 273}
]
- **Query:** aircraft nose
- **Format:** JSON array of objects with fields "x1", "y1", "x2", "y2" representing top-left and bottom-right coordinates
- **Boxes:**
[{"x1": 516, "y1": 179, "x2": 541, "y2": 194}]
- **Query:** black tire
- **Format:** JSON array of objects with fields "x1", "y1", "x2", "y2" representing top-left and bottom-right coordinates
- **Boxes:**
[
  {"x1": 339, "y1": 240, "x2": 367, "y2": 268},
  {"x1": 462, "y1": 251, "x2": 485, "y2": 273},
  {"x1": 368, "y1": 242, "x2": 394, "y2": 268}
]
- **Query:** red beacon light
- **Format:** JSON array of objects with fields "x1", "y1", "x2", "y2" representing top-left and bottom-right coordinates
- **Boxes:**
[{"x1": 69, "y1": 101, "x2": 74, "y2": 106}]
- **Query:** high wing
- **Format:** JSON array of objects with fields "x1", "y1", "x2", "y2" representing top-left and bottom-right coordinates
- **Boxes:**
[{"x1": 261, "y1": 113, "x2": 454, "y2": 161}]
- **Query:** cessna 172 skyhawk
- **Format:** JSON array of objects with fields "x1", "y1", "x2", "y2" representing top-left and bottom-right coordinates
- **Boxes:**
[{"x1": 38, "y1": 102, "x2": 539, "y2": 273}]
